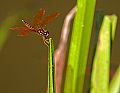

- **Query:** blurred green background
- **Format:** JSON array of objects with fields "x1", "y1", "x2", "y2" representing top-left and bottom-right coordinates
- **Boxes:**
[{"x1": 0, "y1": 0, "x2": 119, "y2": 93}]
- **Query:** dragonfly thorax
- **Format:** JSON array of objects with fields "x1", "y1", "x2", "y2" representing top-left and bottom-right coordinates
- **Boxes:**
[{"x1": 37, "y1": 28, "x2": 49, "y2": 38}]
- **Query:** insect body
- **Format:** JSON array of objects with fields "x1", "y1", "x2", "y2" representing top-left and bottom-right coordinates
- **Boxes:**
[
  {"x1": 11, "y1": 9, "x2": 60, "y2": 46},
  {"x1": 21, "y1": 19, "x2": 49, "y2": 45}
]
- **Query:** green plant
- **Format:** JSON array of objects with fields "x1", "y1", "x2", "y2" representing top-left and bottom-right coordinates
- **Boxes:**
[
  {"x1": 61, "y1": 1, "x2": 118, "y2": 93},
  {"x1": 48, "y1": 38, "x2": 56, "y2": 93},
  {"x1": 64, "y1": 0, "x2": 96, "y2": 93},
  {"x1": 110, "y1": 66, "x2": 120, "y2": 93},
  {"x1": 90, "y1": 15, "x2": 118, "y2": 93}
]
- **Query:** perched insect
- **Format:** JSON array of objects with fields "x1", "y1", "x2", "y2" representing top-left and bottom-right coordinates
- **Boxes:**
[{"x1": 10, "y1": 9, "x2": 60, "y2": 46}]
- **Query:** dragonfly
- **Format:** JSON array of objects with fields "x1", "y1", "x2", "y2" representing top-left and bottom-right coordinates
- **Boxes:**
[{"x1": 10, "y1": 9, "x2": 60, "y2": 46}]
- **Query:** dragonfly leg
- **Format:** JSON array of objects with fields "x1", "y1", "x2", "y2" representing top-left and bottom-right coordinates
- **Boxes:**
[{"x1": 43, "y1": 37, "x2": 49, "y2": 46}]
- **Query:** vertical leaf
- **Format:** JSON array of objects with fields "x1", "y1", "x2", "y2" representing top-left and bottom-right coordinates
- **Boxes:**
[
  {"x1": 110, "y1": 15, "x2": 117, "y2": 41},
  {"x1": 90, "y1": 15, "x2": 118, "y2": 93},
  {"x1": 90, "y1": 16, "x2": 111, "y2": 93},
  {"x1": 48, "y1": 38, "x2": 56, "y2": 93},
  {"x1": 64, "y1": 0, "x2": 96, "y2": 93}
]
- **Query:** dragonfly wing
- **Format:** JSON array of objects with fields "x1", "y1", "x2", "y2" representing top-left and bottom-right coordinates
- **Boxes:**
[
  {"x1": 10, "y1": 27, "x2": 31, "y2": 31},
  {"x1": 17, "y1": 31, "x2": 29, "y2": 36},
  {"x1": 32, "y1": 9, "x2": 45, "y2": 27},
  {"x1": 10, "y1": 27, "x2": 36, "y2": 32},
  {"x1": 41, "y1": 12, "x2": 60, "y2": 27}
]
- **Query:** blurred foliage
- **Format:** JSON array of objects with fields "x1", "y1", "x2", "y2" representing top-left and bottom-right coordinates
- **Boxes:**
[
  {"x1": 110, "y1": 66, "x2": 120, "y2": 93},
  {"x1": 91, "y1": 16, "x2": 111, "y2": 93},
  {"x1": 0, "y1": 15, "x2": 18, "y2": 51},
  {"x1": 90, "y1": 15, "x2": 118, "y2": 93}
]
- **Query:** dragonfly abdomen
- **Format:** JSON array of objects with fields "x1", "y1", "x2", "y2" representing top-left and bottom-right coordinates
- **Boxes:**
[{"x1": 22, "y1": 20, "x2": 35, "y2": 30}]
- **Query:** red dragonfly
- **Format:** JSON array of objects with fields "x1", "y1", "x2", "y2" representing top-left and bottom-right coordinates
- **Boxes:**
[{"x1": 10, "y1": 9, "x2": 60, "y2": 46}]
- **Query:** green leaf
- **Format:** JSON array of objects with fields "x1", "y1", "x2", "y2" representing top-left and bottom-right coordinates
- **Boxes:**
[
  {"x1": 110, "y1": 15, "x2": 118, "y2": 41},
  {"x1": 48, "y1": 38, "x2": 56, "y2": 93},
  {"x1": 90, "y1": 16, "x2": 111, "y2": 93},
  {"x1": 64, "y1": 0, "x2": 96, "y2": 93},
  {"x1": 109, "y1": 66, "x2": 120, "y2": 93},
  {"x1": 90, "y1": 15, "x2": 118, "y2": 93}
]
